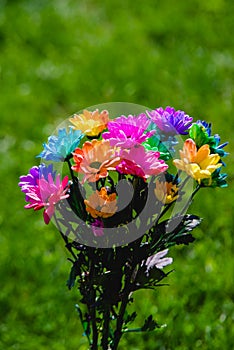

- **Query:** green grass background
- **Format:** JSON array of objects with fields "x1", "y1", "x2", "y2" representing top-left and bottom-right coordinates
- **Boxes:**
[{"x1": 0, "y1": 0, "x2": 233, "y2": 349}]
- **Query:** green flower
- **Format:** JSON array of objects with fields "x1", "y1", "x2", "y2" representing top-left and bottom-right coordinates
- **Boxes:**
[{"x1": 143, "y1": 136, "x2": 171, "y2": 160}]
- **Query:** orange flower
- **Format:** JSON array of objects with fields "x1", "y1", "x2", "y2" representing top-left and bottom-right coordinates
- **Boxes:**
[
  {"x1": 154, "y1": 180, "x2": 179, "y2": 204},
  {"x1": 84, "y1": 187, "x2": 117, "y2": 218},
  {"x1": 72, "y1": 140, "x2": 121, "y2": 183},
  {"x1": 69, "y1": 109, "x2": 109, "y2": 137},
  {"x1": 173, "y1": 139, "x2": 222, "y2": 184}
]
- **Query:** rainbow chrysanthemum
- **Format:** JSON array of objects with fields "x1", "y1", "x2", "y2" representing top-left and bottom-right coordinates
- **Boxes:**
[
  {"x1": 102, "y1": 114, "x2": 155, "y2": 148},
  {"x1": 147, "y1": 106, "x2": 193, "y2": 135},
  {"x1": 38, "y1": 128, "x2": 84, "y2": 162}
]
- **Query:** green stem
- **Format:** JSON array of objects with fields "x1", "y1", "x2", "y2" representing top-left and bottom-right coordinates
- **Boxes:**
[
  {"x1": 75, "y1": 304, "x2": 92, "y2": 346},
  {"x1": 180, "y1": 184, "x2": 201, "y2": 215},
  {"x1": 89, "y1": 259, "x2": 98, "y2": 350},
  {"x1": 102, "y1": 306, "x2": 110, "y2": 350},
  {"x1": 67, "y1": 159, "x2": 87, "y2": 218},
  {"x1": 112, "y1": 260, "x2": 136, "y2": 350},
  {"x1": 154, "y1": 175, "x2": 192, "y2": 226},
  {"x1": 112, "y1": 294, "x2": 129, "y2": 350},
  {"x1": 53, "y1": 212, "x2": 77, "y2": 261}
]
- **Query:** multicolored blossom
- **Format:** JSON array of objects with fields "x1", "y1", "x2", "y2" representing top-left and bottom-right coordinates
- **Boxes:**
[
  {"x1": 84, "y1": 187, "x2": 117, "y2": 219},
  {"x1": 102, "y1": 114, "x2": 155, "y2": 148},
  {"x1": 116, "y1": 145, "x2": 168, "y2": 179},
  {"x1": 69, "y1": 109, "x2": 109, "y2": 137},
  {"x1": 19, "y1": 164, "x2": 56, "y2": 201},
  {"x1": 38, "y1": 128, "x2": 84, "y2": 162},
  {"x1": 189, "y1": 121, "x2": 228, "y2": 157},
  {"x1": 147, "y1": 106, "x2": 193, "y2": 135},
  {"x1": 19, "y1": 172, "x2": 69, "y2": 224},
  {"x1": 72, "y1": 140, "x2": 121, "y2": 183},
  {"x1": 173, "y1": 139, "x2": 222, "y2": 184}
]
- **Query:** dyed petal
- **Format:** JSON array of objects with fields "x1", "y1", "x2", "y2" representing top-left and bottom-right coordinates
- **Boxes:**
[
  {"x1": 173, "y1": 139, "x2": 222, "y2": 184},
  {"x1": 145, "y1": 249, "x2": 173, "y2": 275},
  {"x1": 117, "y1": 146, "x2": 168, "y2": 179},
  {"x1": 72, "y1": 140, "x2": 121, "y2": 183},
  {"x1": 69, "y1": 109, "x2": 109, "y2": 137},
  {"x1": 102, "y1": 113, "x2": 155, "y2": 148},
  {"x1": 147, "y1": 106, "x2": 193, "y2": 135},
  {"x1": 38, "y1": 128, "x2": 83, "y2": 162}
]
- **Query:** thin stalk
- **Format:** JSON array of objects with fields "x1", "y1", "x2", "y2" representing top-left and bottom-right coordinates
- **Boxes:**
[
  {"x1": 102, "y1": 307, "x2": 110, "y2": 350},
  {"x1": 112, "y1": 294, "x2": 129, "y2": 350},
  {"x1": 54, "y1": 212, "x2": 77, "y2": 261},
  {"x1": 112, "y1": 261, "x2": 136, "y2": 350},
  {"x1": 154, "y1": 175, "x2": 192, "y2": 226},
  {"x1": 89, "y1": 259, "x2": 98, "y2": 350},
  {"x1": 75, "y1": 304, "x2": 92, "y2": 347},
  {"x1": 180, "y1": 184, "x2": 201, "y2": 216},
  {"x1": 67, "y1": 159, "x2": 86, "y2": 217}
]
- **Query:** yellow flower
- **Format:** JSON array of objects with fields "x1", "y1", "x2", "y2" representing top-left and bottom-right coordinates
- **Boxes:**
[
  {"x1": 173, "y1": 139, "x2": 222, "y2": 183},
  {"x1": 84, "y1": 187, "x2": 117, "y2": 218},
  {"x1": 72, "y1": 139, "x2": 121, "y2": 183},
  {"x1": 155, "y1": 180, "x2": 179, "y2": 204},
  {"x1": 69, "y1": 109, "x2": 109, "y2": 137}
]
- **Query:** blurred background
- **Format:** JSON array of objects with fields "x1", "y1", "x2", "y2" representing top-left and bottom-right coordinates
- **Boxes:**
[{"x1": 0, "y1": 0, "x2": 233, "y2": 349}]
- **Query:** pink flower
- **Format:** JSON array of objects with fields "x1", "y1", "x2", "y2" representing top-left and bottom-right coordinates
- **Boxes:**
[
  {"x1": 24, "y1": 174, "x2": 69, "y2": 224},
  {"x1": 117, "y1": 146, "x2": 168, "y2": 179},
  {"x1": 102, "y1": 114, "x2": 155, "y2": 148}
]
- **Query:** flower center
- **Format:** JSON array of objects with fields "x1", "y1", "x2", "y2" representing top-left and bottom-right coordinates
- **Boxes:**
[{"x1": 90, "y1": 161, "x2": 102, "y2": 168}]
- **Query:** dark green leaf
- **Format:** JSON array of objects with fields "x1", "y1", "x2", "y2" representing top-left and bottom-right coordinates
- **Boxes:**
[
  {"x1": 150, "y1": 214, "x2": 201, "y2": 251},
  {"x1": 66, "y1": 261, "x2": 81, "y2": 290},
  {"x1": 141, "y1": 315, "x2": 160, "y2": 332},
  {"x1": 124, "y1": 311, "x2": 137, "y2": 325},
  {"x1": 133, "y1": 265, "x2": 169, "y2": 290},
  {"x1": 174, "y1": 233, "x2": 195, "y2": 245},
  {"x1": 189, "y1": 124, "x2": 209, "y2": 147}
]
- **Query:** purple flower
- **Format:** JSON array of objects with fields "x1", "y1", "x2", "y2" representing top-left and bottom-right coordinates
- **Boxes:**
[
  {"x1": 91, "y1": 219, "x2": 104, "y2": 237},
  {"x1": 147, "y1": 106, "x2": 193, "y2": 135},
  {"x1": 102, "y1": 114, "x2": 155, "y2": 148},
  {"x1": 19, "y1": 164, "x2": 56, "y2": 200}
]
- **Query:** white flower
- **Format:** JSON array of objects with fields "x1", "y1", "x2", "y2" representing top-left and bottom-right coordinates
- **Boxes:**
[{"x1": 145, "y1": 249, "x2": 173, "y2": 275}]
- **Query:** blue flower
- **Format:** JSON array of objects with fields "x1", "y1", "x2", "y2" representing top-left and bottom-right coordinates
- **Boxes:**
[
  {"x1": 37, "y1": 128, "x2": 84, "y2": 161},
  {"x1": 191, "y1": 121, "x2": 228, "y2": 157},
  {"x1": 196, "y1": 120, "x2": 212, "y2": 136}
]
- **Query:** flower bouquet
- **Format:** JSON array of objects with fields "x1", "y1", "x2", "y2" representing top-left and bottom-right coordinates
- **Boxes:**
[{"x1": 19, "y1": 103, "x2": 228, "y2": 349}]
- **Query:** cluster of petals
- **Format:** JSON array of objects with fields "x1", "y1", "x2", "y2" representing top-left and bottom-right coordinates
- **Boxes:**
[
  {"x1": 116, "y1": 145, "x2": 168, "y2": 179},
  {"x1": 38, "y1": 128, "x2": 83, "y2": 162},
  {"x1": 84, "y1": 187, "x2": 117, "y2": 219},
  {"x1": 69, "y1": 109, "x2": 109, "y2": 137},
  {"x1": 19, "y1": 164, "x2": 56, "y2": 201},
  {"x1": 173, "y1": 138, "x2": 222, "y2": 183},
  {"x1": 147, "y1": 106, "x2": 193, "y2": 135},
  {"x1": 20, "y1": 171, "x2": 69, "y2": 224},
  {"x1": 154, "y1": 180, "x2": 179, "y2": 204},
  {"x1": 72, "y1": 139, "x2": 121, "y2": 183},
  {"x1": 102, "y1": 113, "x2": 155, "y2": 148},
  {"x1": 145, "y1": 249, "x2": 173, "y2": 276}
]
